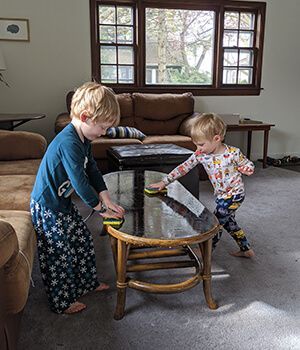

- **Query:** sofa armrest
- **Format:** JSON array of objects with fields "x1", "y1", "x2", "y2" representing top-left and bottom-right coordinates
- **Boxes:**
[
  {"x1": 0, "y1": 130, "x2": 47, "y2": 161},
  {"x1": 55, "y1": 112, "x2": 71, "y2": 134},
  {"x1": 0, "y1": 220, "x2": 18, "y2": 268},
  {"x1": 178, "y1": 112, "x2": 201, "y2": 137}
]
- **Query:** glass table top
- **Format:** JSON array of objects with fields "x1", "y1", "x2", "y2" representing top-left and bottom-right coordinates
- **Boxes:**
[{"x1": 104, "y1": 170, "x2": 218, "y2": 240}]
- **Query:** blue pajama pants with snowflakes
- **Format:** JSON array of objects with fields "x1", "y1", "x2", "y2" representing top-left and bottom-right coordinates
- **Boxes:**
[
  {"x1": 212, "y1": 194, "x2": 251, "y2": 252},
  {"x1": 30, "y1": 199, "x2": 99, "y2": 313}
]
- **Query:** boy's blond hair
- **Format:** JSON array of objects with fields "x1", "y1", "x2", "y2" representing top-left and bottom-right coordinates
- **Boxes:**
[
  {"x1": 191, "y1": 113, "x2": 226, "y2": 142},
  {"x1": 70, "y1": 82, "x2": 120, "y2": 126}
]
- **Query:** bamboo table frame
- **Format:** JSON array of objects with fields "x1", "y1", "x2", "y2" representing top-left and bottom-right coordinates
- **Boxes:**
[{"x1": 103, "y1": 170, "x2": 220, "y2": 320}]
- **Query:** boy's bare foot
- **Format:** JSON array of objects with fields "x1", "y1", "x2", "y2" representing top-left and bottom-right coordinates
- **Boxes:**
[
  {"x1": 64, "y1": 301, "x2": 86, "y2": 314},
  {"x1": 95, "y1": 283, "x2": 110, "y2": 292},
  {"x1": 230, "y1": 249, "x2": 255, "y2": 258}
]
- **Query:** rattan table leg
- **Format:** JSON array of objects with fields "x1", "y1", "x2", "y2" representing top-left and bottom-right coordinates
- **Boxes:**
[
  {"x1": 109, "y1": 236, "x2": 117, "y2": 273},
  {"x1": 114, "y1": 239, "x2": 128, "y2": 320},
  {"x1": 200, "y1": 240, "x2": 218, "y2": 309}
]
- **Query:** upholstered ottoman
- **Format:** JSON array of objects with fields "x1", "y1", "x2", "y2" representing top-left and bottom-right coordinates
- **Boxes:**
[{"x1": 107, "y1": 143, "x2": 200, "y2": 198}]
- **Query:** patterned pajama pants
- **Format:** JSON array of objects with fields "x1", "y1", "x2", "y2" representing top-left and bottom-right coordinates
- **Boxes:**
[
  {"x1": 212, "y1": 194, "x2": 251, "y2": 252},
  {"x1": 30, "y1": 199, "x2": 99, "y2": 313}
]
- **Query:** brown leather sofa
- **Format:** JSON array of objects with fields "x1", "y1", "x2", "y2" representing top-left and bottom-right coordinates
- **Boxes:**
[
  {"x1": 55, "y1": 92, "x2": 197, "y2": 173},
  {"x1": 0, "y1": 130, "x2": 47, "y2": 350}
]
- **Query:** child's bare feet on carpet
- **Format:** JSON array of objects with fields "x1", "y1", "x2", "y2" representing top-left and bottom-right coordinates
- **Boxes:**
[
  {"x1": 95, "y1": 282, "x2": 110, "y2": 292},
  {"x1": 230, "y1": 249, "x2": 255, "y2": 258},
  {"x1": 64, "y1": 301, "x2": 86, "y2": 314}
]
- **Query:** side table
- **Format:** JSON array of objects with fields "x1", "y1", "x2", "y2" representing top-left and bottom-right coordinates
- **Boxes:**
[{"x1": 0, "y1": 114, "x2": 45, "y2": 131}]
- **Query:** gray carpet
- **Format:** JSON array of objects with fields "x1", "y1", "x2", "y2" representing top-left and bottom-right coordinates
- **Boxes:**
[{"x1": 19, "y1": 165, "x2": 300, "y2": 350}]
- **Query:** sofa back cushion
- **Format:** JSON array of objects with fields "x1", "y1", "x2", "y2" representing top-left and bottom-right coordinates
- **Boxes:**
[
  {"x1": 66, "y1": 91, "x2": 134, "y2": 127},
  {"x1": 0, "y1": 130, "x2": 47, "y2": 160},
  {"x1": 132, "y1": 93, "x2": 194, "y2": 135},
  {"x1": 116, "y1": 93, "x2": 135, "y2": 127}
]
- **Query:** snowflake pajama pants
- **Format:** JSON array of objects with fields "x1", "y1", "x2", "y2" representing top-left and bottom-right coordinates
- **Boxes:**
[
  {"x1": 212, "y1": 194, "x2": 251, "y2": 252},
  {"x1": 30, "y1": 199, "x2": 99, "y2": 313}
]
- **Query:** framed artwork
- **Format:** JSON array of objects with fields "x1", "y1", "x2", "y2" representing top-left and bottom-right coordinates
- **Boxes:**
[{"x1": 0, "y1": 18, "x2": 30, "y2": 42}]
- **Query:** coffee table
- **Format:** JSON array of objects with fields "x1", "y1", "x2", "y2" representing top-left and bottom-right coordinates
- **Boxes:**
[
  {"x1": 107, "y1": 143, "x2": 201, "y2": 198},
  {"x1": 103, "y1": 170, "x2": 220, "y2": 320}
]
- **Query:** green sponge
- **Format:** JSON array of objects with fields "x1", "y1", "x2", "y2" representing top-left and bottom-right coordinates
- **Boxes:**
[{"x1": 144, "y1": 187, "x2": 168, "y2": 195}]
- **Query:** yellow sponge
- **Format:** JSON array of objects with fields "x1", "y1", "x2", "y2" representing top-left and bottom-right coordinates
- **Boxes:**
[
  {"x1": 103, "y1": 217, "x2": 124, "y2": 228},
  {"x1": 144, "y1": 187, "x2": 168, "y2": 195}
]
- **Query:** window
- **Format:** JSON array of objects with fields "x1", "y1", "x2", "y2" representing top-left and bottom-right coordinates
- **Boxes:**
[
  {"x1": 98, "y1": 5, "x2": 135, "y2": 84},
  {"x1": 90, "y1": 0, "x2": 266, "y2": 95}
]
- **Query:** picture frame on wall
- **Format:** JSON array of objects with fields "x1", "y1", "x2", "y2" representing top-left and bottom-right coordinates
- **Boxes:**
[{"x1": 0, "y1": 18, "x2": 30, "y2": 42}]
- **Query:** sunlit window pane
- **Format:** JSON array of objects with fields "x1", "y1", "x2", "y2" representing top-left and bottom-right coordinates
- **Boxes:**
[
  {"x1": 145, "y1": 8, "x2": 214, "y2": 85},
  {"x1": 224, "y1": 12, "x2": 239, "y2": 29},
  {"x1": 101, "y1": 65, "x2": 117, "y2": 83},
  {"x1": 117, "y1": 7, "x2": 133, "y2": 25},
  {"x1": 240, "y1": 13, "x2": 255, "y2": 30},
  {"x1": 117, "y1": 27, "x2": 133, "y2": 44},
  {"x1": 238, "y1": 69, "x2": 252, "y2": 84},
  {"x1": 118, "y1": 47, "x2": 133, "y2": 64},
  {"x1": 224, "y1": 50, "x2": 238, "y2": 66},
  {"x1": 118, "y1": 66, "x2": 134, "y2": 83},
  {"x1": 99, "y1": 26, "x2": 116, "y2": 44},
  {"x1": 223, "y1": 30, "x2": 238, "y2": 47},
  {"x1": 239, "y1": 50, "x2": 253, "y2": 66},
  {"x1": 239, "y1": 32, "x2": 253, "y2": 47},
  {"x1": 223, "y1": 68, "x2": 237, "y2": 84},
  {"x1": 99, "y1": 6, "x2": 115, "y2": 24},
  {"x1": 100, "y1": 46, "x2": 116, "y2": 64}
]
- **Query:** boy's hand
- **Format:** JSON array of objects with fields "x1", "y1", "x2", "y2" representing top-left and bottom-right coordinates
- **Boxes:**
[
  {"x1": 99, "y1": 208, "x2": 123, "y2": 219},
  {"x1": 147, "y1": 181, "x2": 166, "y2": 191},
  {"x1": 238, "y1": 165, "x2": 254, "y2": 176},
  {"x1": 105, "y1": 201, "x2": 125, "y2": 217}
]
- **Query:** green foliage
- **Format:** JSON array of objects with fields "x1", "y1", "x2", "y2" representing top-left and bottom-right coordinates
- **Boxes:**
[{"x1": 168, "y1": 67, "x2": 211, "y2": 84}]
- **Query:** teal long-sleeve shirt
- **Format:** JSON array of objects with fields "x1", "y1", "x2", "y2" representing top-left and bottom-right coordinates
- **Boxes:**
[{"x1": 31, "y1": 123, "x2": 107, "y2": 213}]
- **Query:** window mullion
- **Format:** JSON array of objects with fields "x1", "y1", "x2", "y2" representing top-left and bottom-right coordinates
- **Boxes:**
[{"x1": 215, "y1": 6, "x2": 224, "y2": 89}]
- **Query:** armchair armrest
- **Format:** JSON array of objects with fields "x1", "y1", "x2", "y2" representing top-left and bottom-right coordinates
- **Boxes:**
[{"x1": 0, "y1": 130, "x2": 47, "y2": 161}]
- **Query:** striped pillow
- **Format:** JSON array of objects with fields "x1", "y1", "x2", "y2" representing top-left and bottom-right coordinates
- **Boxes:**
[{"x1": 106, "y1": 126, "x2": 146, "y2": 140}]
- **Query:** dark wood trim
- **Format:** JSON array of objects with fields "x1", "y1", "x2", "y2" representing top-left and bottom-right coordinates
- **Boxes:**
[
  {"x1": 111, "y1": 86, "x2": 263, "y2": 95},
  {"x1": 90, "y1": 0, "x2": 266, "y2": 95},
  {"x1": 90, "y1": 0, "x2": 98, "y2": 81}
]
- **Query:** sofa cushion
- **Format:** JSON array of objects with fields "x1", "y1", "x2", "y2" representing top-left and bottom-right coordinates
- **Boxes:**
[
  {"x1": 178, "y1": 112, "x2": 201, "y2": 137},
  {"x1": 0, "y1": 130, "x2": 47, "y2": 161},
  {"x1": 106, "y1": 126, "x2": 146, "y2": 140},
  {"x1": 0, "y1": 159, "x2": 41, "y2": 175},
  {"x1": 0, "y1": 175, "x2": 35, "y2": 211},
  {"x1": 55, "y1": 113, "x2": 72, "y2": 134},
  {"x1": 91, "y1": 137, "x2": 142, "y2": 159},
  {"x1": 64, "y1": 91, "x2": 134, "y2": 126},
  {"x1": 117, "y1": 93, "x2": 135, "y2": 127},
  {"x1": 142, "y1": 135, "x2": 196, "y2": 151},
  {"x1": 0, "y1": 210, "x2": 36, "y2": 313},
  {"x1": 133, "y1": 93, "x2": 194, "y2": 135}
]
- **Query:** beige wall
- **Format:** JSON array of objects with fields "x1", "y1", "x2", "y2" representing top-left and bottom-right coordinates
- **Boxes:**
[{"x1": 0, "y1": 0, "x2": 299, "y2": 160}]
